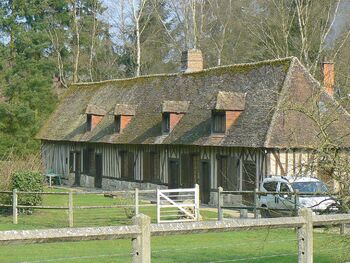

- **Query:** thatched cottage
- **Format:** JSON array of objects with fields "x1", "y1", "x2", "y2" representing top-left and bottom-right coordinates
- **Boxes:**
[{"x1": 37, "y1": 50, "x2": 350, "y2": 204}]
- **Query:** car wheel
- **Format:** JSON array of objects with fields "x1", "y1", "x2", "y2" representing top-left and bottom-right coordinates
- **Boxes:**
[{"x1": 260, "y1": 206, "x2": 271, "y2": 218}]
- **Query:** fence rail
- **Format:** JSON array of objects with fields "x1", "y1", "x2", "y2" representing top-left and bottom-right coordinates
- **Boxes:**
[
  {"x1": 0, "y1": 188, "x2": 157, "y2": 227},
  {"x1": 0, "y1": 209, "x2": 349, "y2": 263}
]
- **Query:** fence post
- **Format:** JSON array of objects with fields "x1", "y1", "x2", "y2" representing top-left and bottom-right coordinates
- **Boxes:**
[
  {"x1": 294, "y1": 190, "x2": 299, "y2": 216},
  {"x1": 340, "y1": 223, "x2": 345, "y2": 235},
  {"x1": 68, "y1": 191, "x2": 74, "y2": 228},
  {"x1": 135, "y1": 188, "x2": 139, "y2": 215},
  {"x1": 298, "y1": 208, "x2": 313, "y2": 263},
  {"x1": 156, "y1": 188, "x2": 160, "y2": 223},
  {"x1": 253, "y1": 188, "x2": 258, "y2": 219},
  {"x1": 132, "y1": 214, "x2": 151, "y2": 263},
  {"x1": 13, "y1": 189, "x2": 18, "y2": 224},
  {"x1": 218, "y1": 187, "x2": 223, "y2": 221},
  {"x1": 195, "y1": 184, "x2": 200, "y2": 221}
]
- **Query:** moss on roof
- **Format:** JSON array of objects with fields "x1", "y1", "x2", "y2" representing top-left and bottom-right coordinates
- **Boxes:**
[{"x1": 38, "y1": 56, "x2": 350, "y2": 148}]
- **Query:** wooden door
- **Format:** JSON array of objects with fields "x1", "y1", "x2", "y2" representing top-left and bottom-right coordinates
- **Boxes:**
[
  {"x1": 200, "y1": 161, "x2": 211, "y2": 204},
  {"x1": 168, "y1": 159, "x2": 180, "y2": 189},
  {"x1": 95, "y1": 153, "x2": 103, "y2": 188},
  {"x1": 74, "y1": 152, "x2": 81, "y2": 186}
]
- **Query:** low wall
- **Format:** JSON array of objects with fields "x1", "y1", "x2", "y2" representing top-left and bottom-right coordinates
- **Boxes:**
[
  {"x1": 209, "y1": 192, "x2": 243, "y2": 206},
  {"x1": 64, "y1": 173, "x2": 167, "y2": 191}
]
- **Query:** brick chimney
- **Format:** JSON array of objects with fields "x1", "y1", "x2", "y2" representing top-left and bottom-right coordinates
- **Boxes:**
[
  {"x1": 321, "y1": 61, "x2": 335, "y2": 96},
  {"x1": 181, "y1": 49, "x2": 203, "y2": 73}
]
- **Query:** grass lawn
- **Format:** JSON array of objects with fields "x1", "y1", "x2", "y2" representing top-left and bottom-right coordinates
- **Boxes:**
[
  {"x1": 0, "y1": 187, "x2": 218, "y2": 230},
  {"x1": 0, "y1": 188, "x2": 349, "y2": 262},
  {"x1": 0, "y1": 229, "x2": 349, "y2": 263}
]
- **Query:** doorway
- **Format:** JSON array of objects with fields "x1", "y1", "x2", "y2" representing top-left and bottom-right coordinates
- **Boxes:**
[
  {"x1": 200, "y1": 160, "x2": 211, "y2": 204},
  {"x1": 74, "y1": 151, "x2": 81, "y2": 186},
  {"x1": 168, "y1": 159, "x2": 180, "y2": 189},
  {"x1": 95, "y1": 153, "x2": 103, "y2": 188}
]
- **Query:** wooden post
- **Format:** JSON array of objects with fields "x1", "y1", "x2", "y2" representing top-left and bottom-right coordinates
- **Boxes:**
[
  {"x1": 195, "y1": 184, "x2": 200, "y2": 221},
  {"x1": 340, "y1": 223, "x2": 345, "y2": 235},
  {"x1": 294, "y1": 190, "x2": 299, "y2": 216},
  {"x1": 13, "y1": 189, "x2": 18, "y2": 225},
  {"x1": 132, "y1": 214, "x2": 151, "y2": 263},
  {"x1": 135, "y1": 188, "x2": 139, "y2": 215},
  {"x1": 68, "y1": 191, "x2": 74, "y2": 228},
  {"x1": 218, "y1": 187, "x2": 223, "y2": 221},
  {"x1": 156, "y1": 188, "x2": 160, "y2": 223},
  {"x1": 253, "y1": 188, "x2": 258, "y2": 219},
  {"x1": 298, "y1": 208, "x2": 313, "y2": 263}
]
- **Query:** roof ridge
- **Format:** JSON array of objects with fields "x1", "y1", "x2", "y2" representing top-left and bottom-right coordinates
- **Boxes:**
[{"x1": 71, "y1": 56, "x2": 295, "y2": 88}]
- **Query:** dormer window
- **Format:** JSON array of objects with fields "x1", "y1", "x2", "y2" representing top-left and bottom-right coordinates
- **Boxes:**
[
  {"x1": 85, "y1": 104, "x2": 106, "y2": 131},
  {"x1": 115, "y1": 115, "x2": 121, "y2": 133},
  {"x1": 114, "y1": 104, "x2": 136, "y2": 133},
  {"x1": 212, "y1": 110, "x2": 226, "y2": 133},
  {"x1": 162, "y1": 112, "x2": 170, "y2": 133},
  {"x1": 161, "y1": 101, "x2": 190, "y2": 134},
  {"x1": 211, "y1": 91, "x2": 246, "y2": 135}
]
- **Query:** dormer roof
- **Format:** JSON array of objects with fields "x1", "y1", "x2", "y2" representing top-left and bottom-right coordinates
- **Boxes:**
[
  {"x1": 162, "y1": 101, "x2": 190, "y2": 113},
  {"x1": 114, "y1": 104, "x2": 137, "y2": 116},
  {"x1": 215, "y1": 91, "x2": 246, "y2": 111},
  {"x1": 85, "y1": 104, "x2": 106, "y2": 116}
]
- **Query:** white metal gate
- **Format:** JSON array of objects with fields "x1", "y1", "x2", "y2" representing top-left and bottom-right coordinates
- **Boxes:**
[{"x1": 157, "y1": 184, "x2": 200, "y2": 223}]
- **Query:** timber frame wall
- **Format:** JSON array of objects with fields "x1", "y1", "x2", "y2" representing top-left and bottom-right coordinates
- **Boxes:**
[{"x1": 41, "y1": 141, "x2": 314, "y2": 199}]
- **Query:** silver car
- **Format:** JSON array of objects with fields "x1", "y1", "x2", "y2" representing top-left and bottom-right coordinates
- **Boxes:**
[{"x1": 258, "y1": 176, "x2": 337, "y2": 217}]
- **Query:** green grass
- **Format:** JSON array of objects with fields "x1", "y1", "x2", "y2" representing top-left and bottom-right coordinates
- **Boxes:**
[
  {"x1": 0, "y1": 187, "x2": 218, "y2": 230},
  {"x1": 0, "y1": 188, "x2": 349, "y2": 262},
  {"x1": 0, "y1": 229, "x2": 348, "y2": 262}
]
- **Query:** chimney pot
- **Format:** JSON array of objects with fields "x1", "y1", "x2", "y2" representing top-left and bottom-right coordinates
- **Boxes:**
[
  {"x1": 181, "y1": 49, "x2": 203, "y2": 73},
  {"x1": 321, "y1": 61, "x2": 335, "y2": 96}
]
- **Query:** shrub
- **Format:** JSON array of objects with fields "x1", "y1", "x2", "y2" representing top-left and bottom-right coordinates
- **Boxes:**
[{"x1": 10, "y1": 171, "x2": 44, "y2": 211}]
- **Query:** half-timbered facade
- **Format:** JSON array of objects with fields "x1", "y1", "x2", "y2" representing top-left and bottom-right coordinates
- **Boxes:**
[{"x1": 37, "y1": 52, "x2": 350, "y2": 204}]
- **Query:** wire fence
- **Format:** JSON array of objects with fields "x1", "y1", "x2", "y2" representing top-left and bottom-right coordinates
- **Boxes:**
[
  {"x1": 0, "y1": 188, "x2": 158, "y2": 228},
  {"x1": 0, "y1": 210, "x2": 349, "y2": 263}
]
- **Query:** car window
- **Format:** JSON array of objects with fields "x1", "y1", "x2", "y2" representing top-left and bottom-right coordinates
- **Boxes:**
[
  {"x1": 280, "y1": 183, "x2": 290, "y2": 193},
  {"x1": 263, "y1": 182, "x2": 278, "y2": 192},
  {"x1": 291, "y1": 182, "x2": 328, "y2": 193}
]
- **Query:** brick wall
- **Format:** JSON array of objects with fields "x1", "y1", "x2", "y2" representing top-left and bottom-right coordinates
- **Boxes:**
[
  {"x1": 226, "y1": 111, "x2": 242, "y2": 130},
  {"x1": 120, "y1": 115, "x2": 133, "y2": 131},
  {"x1": 170, "y1": 113, "x2": 184, "y2": 131},
  {"x1": 91, "y1": 115, "x2": 103, "y2": 130}
]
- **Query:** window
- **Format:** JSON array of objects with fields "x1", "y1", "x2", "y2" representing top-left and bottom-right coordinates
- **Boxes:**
[
  {"x1": 162, "y1": 112, "x2": 170, "y2": 133},
  {"x1": 280, "y1": 183, "x2": 291, "y2": 193},
  {"x1": 263, "y1": 182, "x2": 278, "y2": 192},
  {"x1": 143, "y1": 152, "x2": 160, "y2": 182},
  {"x1": 87, "y1": 115, "x2": 92, "y2": 131},
  {"x1": 212, "y1": 110, "x2": 226, "y2": 133},
  {"x1": 115, "y1": 115, "x2": 121, "y2": 133},
  {"x1": 120, "y1": 151, "x2": 135, "y2": 180}
]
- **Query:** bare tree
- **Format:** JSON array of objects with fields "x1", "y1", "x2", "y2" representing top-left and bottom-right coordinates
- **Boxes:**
[
  {"x1": 245, "y1": 0, "x2": 348, "y2": 75},
  {"x1": 72, "y1": 0, "x2": 81, "y2": 83}
]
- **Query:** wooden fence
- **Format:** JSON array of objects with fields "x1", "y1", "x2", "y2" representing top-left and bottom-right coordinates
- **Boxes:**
[
  {"x1": 0, "y1": 208, "x2": 349, "y2": 263},
  {"x1": 0, "y1": 188, "x2": 156, "y2": 227}
]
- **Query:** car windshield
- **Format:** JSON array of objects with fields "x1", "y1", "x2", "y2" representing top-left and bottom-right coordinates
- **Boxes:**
[{"x1": 291, "y1": 182, "x2": 328, "y2": 193}]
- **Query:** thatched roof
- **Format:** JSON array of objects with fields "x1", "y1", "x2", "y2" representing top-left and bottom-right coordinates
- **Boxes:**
[
  {"x1": 162, "y1": 101, "x2": 190, "y2": 113},
  {"x1": 114, "y1": 104, "x2": 136, "y2": 116},
  {"x1": 37, "y1": 57, "x2": 350, "y2": 148}
]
